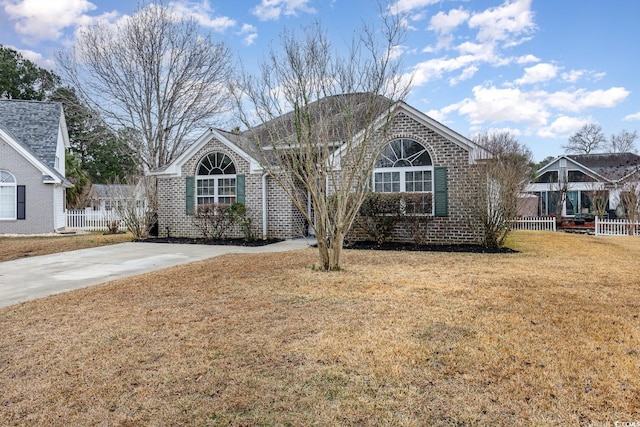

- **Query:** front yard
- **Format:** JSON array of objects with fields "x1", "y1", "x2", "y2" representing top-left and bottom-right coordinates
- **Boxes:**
[
  {"x1": 0, "y1": 231, "x2": 638, "y2": 425},
  {"x1": 0, "y1": 232, "x2": 132, "y2": 262}
]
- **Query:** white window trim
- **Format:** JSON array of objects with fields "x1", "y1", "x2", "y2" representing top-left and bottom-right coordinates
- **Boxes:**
[
  {"x1": 0, "y1": 170, "x2": 17, "y2": 221},
  {"x1": 196, "y1": 174, "x2": 237, "y2": 205},
  {"x1": 373, "y1": 165, "x2": 434, "y2": 193}
]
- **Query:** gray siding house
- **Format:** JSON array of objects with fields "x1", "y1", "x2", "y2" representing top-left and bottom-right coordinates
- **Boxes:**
[
  {"x1": 150, "y1": 96, "x2": 486, "y2": 244},
  {"x1": 525, "y1": 153, "x2": 640, "y2": 217},
  {"x1": 0, "y1": 100, "x2": 71, "y2": 234}
]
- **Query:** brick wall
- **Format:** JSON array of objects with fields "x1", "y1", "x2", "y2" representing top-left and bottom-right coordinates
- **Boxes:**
[
  {"x1": 156, "y1": 110, "x2": 481, "y2": 243},
  {"x1": 158, "y1": 137, "x2": 257, "y2": 238},
  {"x1": 156, "y1": 136, "x2": 308, "y2": 240},
  {"x1": 344, "y1": 111, "x2": 481, "y2": 244}
]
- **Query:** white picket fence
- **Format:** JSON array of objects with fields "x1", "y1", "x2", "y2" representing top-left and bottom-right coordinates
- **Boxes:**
[
  {"x1": 66, "y1": 209, "x2": 128, "y2": 231},
  {"x1": 511, "y1": 216, "x2": 556, "y2": 232},
  {"x1": 595, "y1": 216, "x2": 640, "y2": 236}
]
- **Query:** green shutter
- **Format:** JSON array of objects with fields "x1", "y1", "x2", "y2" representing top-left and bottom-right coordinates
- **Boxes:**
[
  {"x1": 185, "y1": 176, "x2": 195, "y2": 215},
  {"x1": 433, "y1": 167, "x2": 448, "y2": 217},
  {"x1": 236, "y1": 174, "x2": 246, "y2": 205}
]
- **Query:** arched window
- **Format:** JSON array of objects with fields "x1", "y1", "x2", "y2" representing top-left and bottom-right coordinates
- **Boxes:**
[
  {"x1": 196, "y1": 152, "x2": 236, "y2": 205},
  {"x1": 0, "y1": 170, "x2": 17, "y2": 220},
  {"x1": 373, "y1": 139, "x2": 433, "y2": 193}
]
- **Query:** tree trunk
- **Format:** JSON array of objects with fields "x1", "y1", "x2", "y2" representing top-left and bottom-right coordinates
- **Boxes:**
[
  {"x1": 328, "y1": 232, "x2": 345, "y2": 271},
  {"x1": 316, "y1": 236, "x2": 331, "y2": 271}
]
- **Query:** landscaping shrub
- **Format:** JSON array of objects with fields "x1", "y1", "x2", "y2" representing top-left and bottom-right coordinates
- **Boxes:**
[
  {"x1": 191, "y1": 203, "x2": 233, "y2": 239},
  {"x1": 228, "y1": 202, "x2": 257, "y2": 241},
  {"x1": 352, "y1": 192, "x2": 433, "y2": 245}
]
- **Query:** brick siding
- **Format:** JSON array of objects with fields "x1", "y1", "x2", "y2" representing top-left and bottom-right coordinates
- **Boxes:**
[{"x1": 156, "y1": 110, "x2": 480, "y2": 243}]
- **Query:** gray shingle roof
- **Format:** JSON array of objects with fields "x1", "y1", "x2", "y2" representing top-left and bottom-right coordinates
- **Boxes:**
[
  {"x1": 567, "y1": 153, "x2": 640, "y2": 182},
  {"x1": 242, "y1": 93, "x2": 393, "y2": 150},
  {"x1": 0, "y1": 99, "x2": 63, "y2": 171}
]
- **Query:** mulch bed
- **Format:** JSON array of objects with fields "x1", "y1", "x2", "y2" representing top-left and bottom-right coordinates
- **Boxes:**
[
  {"x1": 342, "y1": 240, "x2": 517, "y2": 253},
  {"x1": 139, "y1": 237, "x2": 515, "y2": 252}
]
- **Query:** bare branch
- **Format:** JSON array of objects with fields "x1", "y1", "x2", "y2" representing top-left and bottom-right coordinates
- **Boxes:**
[
  {"x1": 233, "y1": 11, "x2": 410, "y2": 270},
  {"x1": 563, "y1": 123, "x2": 606, "y2": 154},
  {"x1": 56, "y1": 2, "x2": 234, "y2": 170},
  {"x1": 609, "y1": 129, "x2": 638, "y2": 153}
]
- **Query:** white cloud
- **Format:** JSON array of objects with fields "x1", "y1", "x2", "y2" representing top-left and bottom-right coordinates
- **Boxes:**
[
  {"x1": 516, "y1": 54, "x2": 539, "y2": 64},
  {"x1": 537, "y1": 116, "x2": 589, "y2": 138},
  {"x1": 251, "y1": 0, "x2": 316, "y2": 21},
  {"x1": 238, "y1": 23, "x2": 258, "y2": 46},
  {"x1": 456, "y1": 85, "x2": 550, "y2": 127},
  {"x1": 429, "y1": 8, "x2": 470, "y2": 34},
  {"x1": 387, "y1": 0, "x2": 440, "y2": 15},
  {"x1": 561, "y1": 69, "x2": 584, "y2": 83},
  {"x1": 514, "y1": 63, "x2": 558, "y2": 85},
  {"x1": 437, "y1": 85, "x2": 629, "y2": 131},
  {"x1": 544, "y1": 87, "x2": 629, "y2": 112},
  {"x1": 168, "y1": 1, "x2": 235, "y2": 32},
  {"x1": 8, "y1": 46, "x2": 56, "y2": 70},
  {"x1": 449, "y1": 65, "x2": 479, "y2": 86},
  {"x1": 624, "y1": 111, "x2": 640, "y2": 121},
  {"x1": 407, "y1": 54, "x2": 478, "y2": 86},
  {"x1": 561, "y1": 69, "x2": 607, "y2": 84},
  {"x1": 468, "y1": 0, "x2": 535, "y2": 44},
  {"x1": 2, "y1": 0, "x2": 102, "y2": 41},
  {"x1": 425, "y1": 108, "x2": 446, "y2": 123}
]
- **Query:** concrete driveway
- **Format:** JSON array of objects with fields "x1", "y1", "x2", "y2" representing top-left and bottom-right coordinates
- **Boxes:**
[{"x1": 0, "y1": 239, "x2": 312, "y2": 309}]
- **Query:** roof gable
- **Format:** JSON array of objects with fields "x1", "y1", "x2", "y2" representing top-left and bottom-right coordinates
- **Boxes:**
[
  {"x1": 392, "y1": 102, "x2": 487, "y2": 161},
  {"x1": 150, "y1": 94, "x2": 488, "y2": 176},
  {"x1": 0, "y1": 100, "x2": 65, "y2": 170},
  {"x1": 149, "y1": 128, "x2": 261, "y2": 176},
  {"x1": 536, "y1": 153, "x2": 640, "y2": 183}
]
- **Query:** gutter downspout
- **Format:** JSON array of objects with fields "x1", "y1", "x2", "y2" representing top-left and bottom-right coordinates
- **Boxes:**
[{"x1": 262, "y1": 172, "x2": 269, "y2": 240}]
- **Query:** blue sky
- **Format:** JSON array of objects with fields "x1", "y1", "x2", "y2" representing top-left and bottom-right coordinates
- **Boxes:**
[{"x1": 1, "y1": 0, "x2": 638, "y2": 161}]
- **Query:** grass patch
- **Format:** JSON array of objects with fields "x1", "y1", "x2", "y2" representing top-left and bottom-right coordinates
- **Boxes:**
[
  {"x1": 0, "y1": 232, "x2": 132, "y2": 262},
  {"x1": 0, "y1": 231, "x2": 638, "y2": 425}
]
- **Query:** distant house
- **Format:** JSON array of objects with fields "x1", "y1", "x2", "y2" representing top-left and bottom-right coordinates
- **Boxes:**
[
  {"x1": 88, "y1": 184, "x2": 142, "y2": 211},
  {"x1": 525, "y1": 153, "x2": 640, "y2": 217},
  {"x1": 150, "y1": 94, "x2": 488, "y2": 243},
  {"x1": 0, "y1": 99, "x2": 72, "y2": 234}
]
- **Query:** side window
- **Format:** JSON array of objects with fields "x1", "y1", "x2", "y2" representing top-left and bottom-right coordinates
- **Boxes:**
[
  {"x1": 0, "y1": 170, "x2": 17, "y2": 220},
  {"x1": 373, "y1": 139, "x2": 433, "y2": 194},
  {"x1": 196, "y1": 152, "x2": 237, "y2": 206}
]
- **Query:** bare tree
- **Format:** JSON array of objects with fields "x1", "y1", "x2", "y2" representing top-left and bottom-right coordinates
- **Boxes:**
[
  {"x1": 233, "y1": 14, "x2": 410, "y2": 271},
  {"x1": 584, "y1": 184, "x2": 609, "y2": 219},
  {"x1": 608, "y1": 129, "x2": 638, "y2": 153},
  {"x1": 620, "y1": 183, "x2": 640, "y2": 235},
  {"x1": 107, "y1": 175, "x2": 157, "y2": 239},
  {"x1": 563, "y1": 123, "x2": 606, "y2": 154},
  {"x1": 463, "y1": 131, "x2": 533, "y2": 248},
  {"x1": 56, "y1": 2, "x2": 234, "y2": 170}
]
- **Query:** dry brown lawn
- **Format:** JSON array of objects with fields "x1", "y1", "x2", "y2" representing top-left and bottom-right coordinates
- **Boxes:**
[
  {"x1": 0, "y1": 232, "x2": 132, "y2": 262},
  {"x1": 0, "y1": 231, "x2": 638, "y2": 426}
]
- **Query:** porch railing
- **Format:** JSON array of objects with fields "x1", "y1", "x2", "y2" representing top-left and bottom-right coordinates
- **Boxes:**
[{"x1": 511, "y1": 216, "x2": 556, "y2": 232}]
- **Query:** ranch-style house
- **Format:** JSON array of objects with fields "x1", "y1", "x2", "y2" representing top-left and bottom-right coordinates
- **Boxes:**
[{"x1": 150, "y1": 94, "x2": 488, "y2": 244}]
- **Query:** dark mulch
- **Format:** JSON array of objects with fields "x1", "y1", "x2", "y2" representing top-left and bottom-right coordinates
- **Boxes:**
[
  {"x1": 343, "y1": 240, "x2": 517, "y2": 253},
  {"x1": 138, "y1": 237, "x2": 515, "y2": 253},
  {"x1": 136, "y1": 237, "x2": 283, "y2": 247}
]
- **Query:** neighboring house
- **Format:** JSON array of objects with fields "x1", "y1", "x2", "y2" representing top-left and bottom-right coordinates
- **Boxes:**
[
  {"x1": 88, "y1": 184, "x2": 142, "y2": 211},
  {"x1": 0, "y1": 99, "x2": 72, "y2": 234},
  {"x1": 525, "y1": 153, "x2": 640, "y2": 217},
  {"x1": 150, "y1": 95, "x2": 487, "y2": 243}
]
